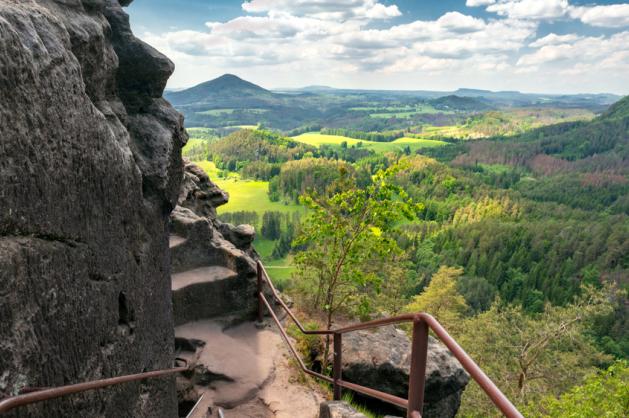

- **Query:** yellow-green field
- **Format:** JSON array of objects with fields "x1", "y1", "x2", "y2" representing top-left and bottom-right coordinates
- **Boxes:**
[
  {"x1": 192, "y1": 161, "x2": 300, "y2": 286},
  {"x1": 215, "y1": 178, "x2": 302, "y2": 214},
  {"x1": 193, "y1": 161, "x2": 302, "y2": 215},
  {"x1": 349, "y1": 104, "x2": 453, "y2": 117},
  {"x1": 292, "y1": 132, "x2": 448, "y2": 153},
  {"x1": 197, "y1": 108, "x2": 269, "y2": 116}
]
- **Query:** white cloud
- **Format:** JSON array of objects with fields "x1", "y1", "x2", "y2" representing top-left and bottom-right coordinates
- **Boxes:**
[
  {"x1": 241, "y1": 0, "x2": 401, "y2": 20},
  {"x1": 518, "y1": 31, "x2": 629, "y2": 69},
  {"x1": 569, "y1": 4, "x2": 629, "y2": 28},
  {"x1": 466, "y1": 0, "x2": 496, "y2": 6},
  {"x1": 476, "y1": 1, "x2": 629, "y2": 28},
  {"x1": 134, "y1": 1, "x2": 629, "y2": 93},
  {"x1": 486, "y1": 0, "x2": 569, "y2": 20},
  {"x1": 145, "y1": 7, "x2": 537, "y2": 74},
  {"x1": 437, "y1": 11, "x2": 486, "y2": 32},
  {"x1": 529, "y1": 33, "x2": 581, "y2": 48}
]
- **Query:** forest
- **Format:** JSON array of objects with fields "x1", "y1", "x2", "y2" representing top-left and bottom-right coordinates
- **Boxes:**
[{"x1": 180, "y1": 92, "x2": 629, "y2": 417}]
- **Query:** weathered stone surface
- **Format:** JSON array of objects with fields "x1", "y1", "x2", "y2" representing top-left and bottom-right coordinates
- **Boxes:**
[
  {"x1": 169, "y1": 161, "x2": 258, "y2": 326},
  {"x1": 339, "y1": 326, "x2": 469, "y2": 418},
  {"x1": 0, "y1": 0, "x2": 184, "y2": 417},
  {"x1": 319, "y1": 401, "x2": 368, "y2": 418},
  {"x1": 178, "y1": 159, "x2": 229, "y2": 219},
  {"x1": 218, "y1": 223, "x2": 256, "y2": 251}
]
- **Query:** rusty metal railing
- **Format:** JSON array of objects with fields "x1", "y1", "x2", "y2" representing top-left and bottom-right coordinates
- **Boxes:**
[
  {"x1": 256, "y1": 261, "x2": 523, "y2": 418},
  {"x1": 0, "y1": 359, "x2": 189, "y2": 414}
]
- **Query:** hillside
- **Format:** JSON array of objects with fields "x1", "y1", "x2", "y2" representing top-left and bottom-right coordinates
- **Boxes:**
[
  {"x1": 603, "y1": 95, "x2": 629, "y2": 120},
  {"x1": 166, "y1": 74, "x2": 616, "y2": 131},
  {"x1": 166, "y1": 74, "x2": 277, "y2": 106},
  {"x1": 439, "y1": 94, "x2": 629, "y2": 213},
  {"x1": 430, "y1": 95, "x2": 493, "y2": 112}
]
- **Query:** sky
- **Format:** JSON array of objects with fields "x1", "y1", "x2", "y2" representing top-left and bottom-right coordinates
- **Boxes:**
[{"x1": 127, "y1": 0, "x2": 629, "y2": 94}]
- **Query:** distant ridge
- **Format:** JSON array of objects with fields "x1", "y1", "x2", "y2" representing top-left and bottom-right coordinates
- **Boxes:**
[
  {"x1": 166, "y1": 74, "x2": 274, "y2": 106},
  {"x1": 602, "y1": 95, "x2": 629, "y2": 119},
  {"x1": 299, "y1": 85, "x2": 336, "y2": 92},
  {"x1": 430, "y1": 95, "x2": 493, "y2": 112}
]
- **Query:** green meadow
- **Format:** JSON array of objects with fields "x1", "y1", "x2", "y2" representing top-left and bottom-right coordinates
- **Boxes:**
[
  {"x1": 349, "y1": 104, "x2": 451, "y2": 117},
  {"x1": 254, "y1": 238, "x2": 295, "y2": 290},
  {"x1": 191, "y1": 159, "x2": 302, "y2": 285},
  {"x1": 215, "y1": 178, "x2": 302, "y2": 214},
  {"x1": 187, "y1": 160, "x2": 300, "y2": 214},
  {"x1": 197, "y1": 108, "x2": 269, "y2": 116},
  {"x1": 292, "y1": 132, "x2": 448, "y2": 153}
]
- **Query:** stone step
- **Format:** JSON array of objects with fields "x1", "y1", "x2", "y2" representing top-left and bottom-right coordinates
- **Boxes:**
[
  {"x1": 172, "y1": 266, "x2": 248, "y2": 325},
  {"x1": 172, "y1": 266, "x2": 238, "y2": 291},
  {"x1": 176, "y1": 320, "x2": 324, "y2": 418}
]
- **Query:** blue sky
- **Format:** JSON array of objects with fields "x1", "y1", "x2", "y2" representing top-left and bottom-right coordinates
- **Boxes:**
[{"x1": 127, "y1": 1, "x2": 629, "y2": 94}]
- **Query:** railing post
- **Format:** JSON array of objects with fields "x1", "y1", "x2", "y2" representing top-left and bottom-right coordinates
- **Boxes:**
[
  {"x1": 257, "y1": 262, "x2": 264, "y2": 322},
  {"x1": 333, "y1": 332, "x2": 342, "y2": 400},
  {"x1": 407, "y1": 317, "x2": 428, "y2": 418}
]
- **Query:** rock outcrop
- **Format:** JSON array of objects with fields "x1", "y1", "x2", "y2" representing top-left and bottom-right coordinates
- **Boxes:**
[
  {"x1": 170, "y1": 160, "x2": 258, "y2": 326},
  {"x1": 0, "y1": 1, "x2": 185, "y2": 417},
  {"x1": 169, "y1": 161, "x2": 325, "y2": 417},
  {"x1": 339, "y1": 326, "x2": 469, "y2": 418}
]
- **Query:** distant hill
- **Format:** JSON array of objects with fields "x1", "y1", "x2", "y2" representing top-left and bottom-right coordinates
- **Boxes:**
[
  {"x1": 166, "y1": 74, "x2": 276, "y2": 106},
  {"x1": 165, "y1": 74, "x2": 621, "y2": 130},
  {"x1": 602, "y1": 95, "x2": 629, "y2": 120},
  {"x1": 430, "y1": 95, "x2": 493, "y2": 112},
  {"x1": 299, "y1": 85, "x2": 336, "y2": 92},
  {"x1": 453, "y1": 94, "x2": 629, "y2": 171}
]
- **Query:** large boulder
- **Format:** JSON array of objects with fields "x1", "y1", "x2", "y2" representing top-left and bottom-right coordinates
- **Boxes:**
[
  {"x1": 0, "y1": 0, "x2": 185, "y2": 417},
  {"x1": 340, "y1": 326, "x2": 469, "y2": 418}
]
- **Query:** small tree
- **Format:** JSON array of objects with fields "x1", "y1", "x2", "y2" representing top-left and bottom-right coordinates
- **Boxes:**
[
  {"x1": 405, "y1": 266, "x2": 468, "y2": 330},
  {"x1": 293, "y1": 162, "x2": 420, "y2": 367},
  {"x1": 456, "y1": 285, "x2": 615, "y2": 417},
  {"x1": 533, "y1": 360, "x2": 629, "y2": 417}
]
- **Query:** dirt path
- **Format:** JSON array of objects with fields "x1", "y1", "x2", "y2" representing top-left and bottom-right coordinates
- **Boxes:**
[{"x1": 176, "y1": 320, "x2": 325, "y2": 418}]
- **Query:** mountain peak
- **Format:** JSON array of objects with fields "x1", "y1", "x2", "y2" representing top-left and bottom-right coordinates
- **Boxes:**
[
  {"x1": 215, "y1": 73, "x2": 243, "y2": 81},
  {"x1": 166, "y1": 74, "x2": 272, "y2": 105}
]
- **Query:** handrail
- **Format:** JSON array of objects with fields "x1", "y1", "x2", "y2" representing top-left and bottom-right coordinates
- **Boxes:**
[
  {"x1": 256, "y1": 261, "x2": 523, "y2": 418},
  {"x1": 0, "y1": 360, "x2": 190, "y2": 414}
]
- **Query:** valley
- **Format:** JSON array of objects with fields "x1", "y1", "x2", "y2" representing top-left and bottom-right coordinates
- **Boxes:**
[
  {"x1": 4, "y1": 2, "x2": 627, "y2": 417},
  {"x1": 176, "y1": 74, "x2": 629, "y2": 416}
]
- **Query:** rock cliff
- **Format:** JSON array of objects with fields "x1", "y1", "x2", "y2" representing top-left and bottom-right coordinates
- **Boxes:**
[{"x1": 0, "y1": 1, "x2": 185, "y2": 416}]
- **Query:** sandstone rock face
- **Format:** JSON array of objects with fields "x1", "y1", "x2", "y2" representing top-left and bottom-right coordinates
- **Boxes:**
[
  {"x1": 0, "y1": 1, "x2": 185, "y2": 417},
  {"x1": 170, "y1": 161, "x2": 269, "y2": 415},
  {"x1": 170, "y1": 160, "x2": 258, "y2": 326},
  {"x1": 339, "y1": 326, "x2": 470, "y2": 418}
]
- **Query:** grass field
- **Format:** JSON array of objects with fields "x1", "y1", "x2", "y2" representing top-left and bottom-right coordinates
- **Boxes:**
[
  {"x1": 198, "y1": 108, "x2": 269, "y2": 116},
  {"x1": 214, "y1": 178, "x2": 303, "y2": 214},
  {"x1": 194, "y1": 162, "x2": 301, "y2": 214},
  {"x1": 222, "y1": 124, "x2": 260, "y2": 130},
  {"x1": 292, "y1": 132, "x2": 448, "y2": 153},
  {"x1": 193, "y1": 161, "x2": 301, "y2": 284},
  {"x1": 349, "y1": 104, "x2": 451, "y2": 117},
  {"x1": 255, "y1": 238, "x2": 296, "y2": 290}
]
